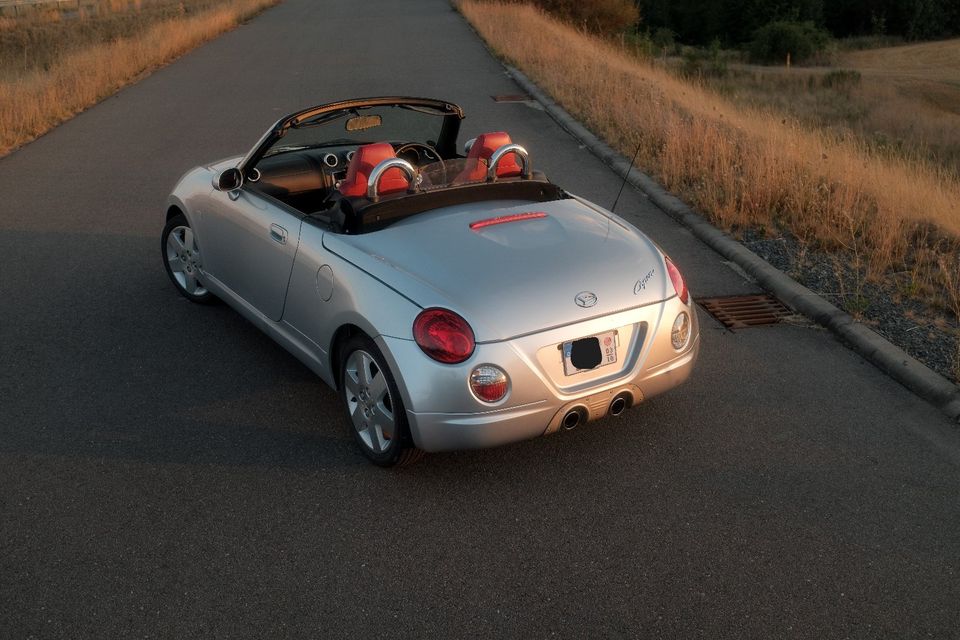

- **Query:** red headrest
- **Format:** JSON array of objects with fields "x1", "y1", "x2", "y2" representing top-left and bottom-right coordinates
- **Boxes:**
[
  {"x1": 338, "y1": 142, "x2": 410, "y2": 198},
  {"x1": 455, "y1": 131, "x2": 523, "y2": 183}
]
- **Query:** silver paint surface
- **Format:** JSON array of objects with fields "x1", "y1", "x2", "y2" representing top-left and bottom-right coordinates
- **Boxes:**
[{"x1": 166, "y1": 143, "x2": 699, "y2": 451}]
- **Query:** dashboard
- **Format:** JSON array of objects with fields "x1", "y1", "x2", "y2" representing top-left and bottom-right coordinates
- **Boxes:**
[{"x1": 250, "y1": 143, "x2": 441, "y2": 197}]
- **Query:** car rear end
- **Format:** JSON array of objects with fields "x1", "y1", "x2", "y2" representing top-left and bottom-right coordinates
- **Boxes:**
[
  {"x1": 329, "y1": 196, "x2": 701, "y2": 452},
  {"x1": 375, "y1": 267, "x2": 699, "y2": 453}
]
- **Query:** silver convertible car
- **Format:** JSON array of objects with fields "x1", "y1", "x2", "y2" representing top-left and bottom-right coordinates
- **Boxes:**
[{"x1": 162, "y1": 97, "x2": 700, "y2": 466}]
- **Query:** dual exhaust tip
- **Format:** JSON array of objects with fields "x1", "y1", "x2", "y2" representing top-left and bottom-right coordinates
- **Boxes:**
[
  {"x1": 562, "y1": 408, "x2": 585, "y2": 430},
  {"x1": 561, "y1": 394, "x2": 631, "y2": 430},
  {"x1": 610, "y1": 395, "x2": 628, "y2": 416}
]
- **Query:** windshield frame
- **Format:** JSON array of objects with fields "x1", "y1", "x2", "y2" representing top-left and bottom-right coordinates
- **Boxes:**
[{"x1": 237, "y1": 97, "x2": 464, "y2": 176}]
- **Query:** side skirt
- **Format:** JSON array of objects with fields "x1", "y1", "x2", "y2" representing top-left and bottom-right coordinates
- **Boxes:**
[{"x1": 201, "y1": 272, "x2": 335, "y2": 389}]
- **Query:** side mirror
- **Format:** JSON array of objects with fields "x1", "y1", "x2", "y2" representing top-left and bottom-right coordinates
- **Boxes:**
[{"x1": 213, "y1": 167, "x2": 243, "y2": 191}]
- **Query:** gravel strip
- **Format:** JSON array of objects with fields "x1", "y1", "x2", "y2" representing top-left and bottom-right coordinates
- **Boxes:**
[{"x1": 742, "y1": 230, "x2": 959, "y2": 384}]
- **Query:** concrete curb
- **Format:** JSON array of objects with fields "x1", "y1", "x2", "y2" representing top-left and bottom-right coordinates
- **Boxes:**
[{"x1": 506, "y1": 66, "x2": 960, "y2": 423}]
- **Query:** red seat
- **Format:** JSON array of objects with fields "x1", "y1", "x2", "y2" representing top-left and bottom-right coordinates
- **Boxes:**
[
  {"x1": 454, "y1": 131, "x2": 523, "y2": 183},
  {"x1": 338, "y1": 142, "x2": 410, "y2": 198}
]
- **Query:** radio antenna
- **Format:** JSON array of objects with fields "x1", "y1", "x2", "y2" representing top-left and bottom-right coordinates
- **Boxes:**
[{"x1": 611, "y1": 140, "x2": 642, "y2": 213}]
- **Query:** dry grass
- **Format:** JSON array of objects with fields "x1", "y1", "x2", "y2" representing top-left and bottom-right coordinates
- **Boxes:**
[
  {"x1": 839, "y1": 38, "x2": 960, "y2": 84},
  {"x1": 690, "y1": 40, "x2": 960, "y2": 174},
  {"x1": 0, "y1": 0, "x2": 279, "y2": 156},
  {"x1": 0, "y1": 0, "x2": 230, "y2": 80},
  {"x1": 458, "y1": 1, "x2": 960, "y2": 324},
  {"x1": 840, "y1": 40, "x2": 960, "y2": 171}
]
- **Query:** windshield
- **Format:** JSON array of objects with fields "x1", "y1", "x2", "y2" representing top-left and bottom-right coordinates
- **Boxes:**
[
  {"x1": 417, "y1": 158, "x2": 479, "y2": 189},
  {"x1": 263, "y1": 104, "x2": 448, "y2": 158}
]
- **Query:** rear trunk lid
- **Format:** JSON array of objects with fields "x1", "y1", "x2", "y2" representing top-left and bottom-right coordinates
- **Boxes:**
[{"x1": 323, "y1": 197, "x2": 670, "y2": 341}]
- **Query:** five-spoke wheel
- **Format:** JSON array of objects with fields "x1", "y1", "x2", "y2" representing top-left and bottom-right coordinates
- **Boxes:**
[
  {"x1": 340, "y1": 334, "x2": 424, "y2": 466},
  {"x1": 344, "y1": 348, "x2": 396, "y2": 453},
  {"x1": 161, "y1": 213, "x2": 214, "y2": 303}
]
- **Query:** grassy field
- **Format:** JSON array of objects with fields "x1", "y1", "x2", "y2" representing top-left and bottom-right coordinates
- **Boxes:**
[
  {"x1": 683, "y1": 39, "x2": 960, "y2": 175},
  {"x1": 841, "y1": 38, "x2": 960, "y2": 83},
  {"x1": 839, "y1": 39, "x2": 960, "y2": 170},
  {"x1": 459, "y1": 1, "x2": 960, "y2": 377},
  {"x1": 0, "y1": 0, "x2": 279, "y2": 156}
]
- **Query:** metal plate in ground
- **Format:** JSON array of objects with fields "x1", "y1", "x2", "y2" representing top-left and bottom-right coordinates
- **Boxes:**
[
  {"x1": 698, "y1": 294, "x2": 791, "y2": 329},
  {"x1": 491, "y1": 94, "x2": 533, "y2": 102}
]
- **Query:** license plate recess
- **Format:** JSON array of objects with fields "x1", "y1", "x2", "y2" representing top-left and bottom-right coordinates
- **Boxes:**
[{"x1": 562, "y1": 330, "x2": 618, "y2": 376}]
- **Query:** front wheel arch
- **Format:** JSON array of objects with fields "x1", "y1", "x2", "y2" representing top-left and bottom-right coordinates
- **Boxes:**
[
  {"x1": 161, "y1": 212, "x2": 215, "y2": 304},
  {"x1": 166, "y1": 205, "x2": 184, "y2": 223}
]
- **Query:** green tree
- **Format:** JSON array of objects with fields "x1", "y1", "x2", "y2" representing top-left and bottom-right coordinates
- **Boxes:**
[
  {"x1": 748, "y1": 20, "x2": 832, "y2": 63},
  {"x1": 906, "y1": 0, "x2": 948, "y2": 39},
  {"x1": 535, "y1": 0, "x2": 639, "y2": 33},
  {"x1": 637, "y1": 0, "x2": 959, "y2": 43}
]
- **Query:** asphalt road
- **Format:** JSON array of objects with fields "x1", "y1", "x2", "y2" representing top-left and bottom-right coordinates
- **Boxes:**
[{"x1": 1, "y1": 1, "x2": 959, "y2": 637}]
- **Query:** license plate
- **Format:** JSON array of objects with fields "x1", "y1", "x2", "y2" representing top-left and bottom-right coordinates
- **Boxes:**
[{"x1": 562, "y1": 330, "x2": 618, "y2": 376}]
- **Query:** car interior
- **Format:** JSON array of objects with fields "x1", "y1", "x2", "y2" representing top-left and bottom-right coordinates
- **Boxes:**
[{"x1": 245, "y1": 130, "x2": 567, "y2": 234}]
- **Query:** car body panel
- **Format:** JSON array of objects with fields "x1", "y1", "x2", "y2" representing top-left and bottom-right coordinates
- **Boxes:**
[
  {"x1": 280, "y1": 220, "x2": 424, "y2": 389},
  {"x1": 378, "y1": 295, "x2": 699, "y2": 451},
  {"x1": 321, "y1": 196, "x2": 670, "y2": 342},
  {"x1": 163, "y1": 97, "x2": 700, "y2": 456},
  {"x1": 202, "y1": 188, "x2": 303, "y2": 321}
]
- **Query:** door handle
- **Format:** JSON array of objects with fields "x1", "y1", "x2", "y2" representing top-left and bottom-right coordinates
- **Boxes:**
[{"x1": 269, "y1": 224, "x2": 287, "y2": 244}]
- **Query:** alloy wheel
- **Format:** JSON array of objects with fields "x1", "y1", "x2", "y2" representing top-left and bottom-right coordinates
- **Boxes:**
[
  {"x1": 165, "y1": 225, "x2": 208, "y2": 297},
  {"x1": 343, "y1": 349, "x2": 395, "y2": 454}
]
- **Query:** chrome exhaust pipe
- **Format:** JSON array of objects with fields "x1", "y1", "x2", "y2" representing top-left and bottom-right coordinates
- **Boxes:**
[
  {"x1": 609, "y1": 395, "x2": 629, "y2": 417},
  {"x1": 562, "y1": 408, "x2": 584, "y2": 430}
]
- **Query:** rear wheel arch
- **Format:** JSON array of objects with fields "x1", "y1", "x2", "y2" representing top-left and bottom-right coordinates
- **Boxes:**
[
  {"x1": 330, "y1": 324, "x2": 363, "y2": 390},
  {"x1": 335, "y1": 329, "x2": 424, "y2": 466},
  {"x1": 330, "y1": 324, "x2": 415, "y2": 421}
]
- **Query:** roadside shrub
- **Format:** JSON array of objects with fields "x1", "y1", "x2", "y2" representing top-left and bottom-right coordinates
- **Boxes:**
[
  {"x1": 748, "y1": 20, "x2": 831, "y2": 65},
  {"x1": 652, "y1": 27, "x2": 676, "y2": 54},
  {"x1": 624, "y1": 31, "x2": 655, "y2": 58},
  {"x1": 679, "y1": 39, "x2": 728, "y2": 78},
  {"x1": 464, "y1": 0, "x2": 639, "y2": 35},
  {"x1": 531, "y1": 0, "x2": 638, "y2": 34},
  {"x1": 838, "y1": 35, "x2": 904, "y2": 51},
  {"x1": 821, "y1": 69, "x2": 861, "y2": 90}
]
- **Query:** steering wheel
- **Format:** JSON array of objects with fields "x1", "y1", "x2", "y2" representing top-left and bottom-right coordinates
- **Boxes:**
[
  {"x1": 394, "y1": 142, "x2": 446, "y2": 186},
  {"x1": 394, "y1": 141, "x2": 440, "y2": 164}
]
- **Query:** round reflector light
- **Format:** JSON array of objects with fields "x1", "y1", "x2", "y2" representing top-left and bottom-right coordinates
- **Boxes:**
[
  {"x1": 672, "y1": 312, "x2": 691, "y2": 350},
  {"x1": 413, "y1": 308, "x2": 475, "y2": 364},
  {"x1": 470, "y1": 365, "x2": 509, "y2": 403},
  {"x1": 665, "y1": 257, "x2": 689, "y2": 305}
]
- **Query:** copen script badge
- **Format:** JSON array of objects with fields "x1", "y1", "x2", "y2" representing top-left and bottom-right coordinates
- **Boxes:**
[{"x1": 634, "y1": 268, "x2": 656, "y2": 295}]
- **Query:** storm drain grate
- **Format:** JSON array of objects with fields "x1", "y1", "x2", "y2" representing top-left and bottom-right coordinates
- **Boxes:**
[
  {"x1": 491, "y1": 94, "x2": 533, "y2": 103},
  {"x1": 698, "y1": 294, "x2": 791, "y2": 329}
]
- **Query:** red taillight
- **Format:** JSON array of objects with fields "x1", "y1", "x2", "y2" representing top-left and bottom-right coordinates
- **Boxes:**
[
  {"x1": 665, "y1": 257, "x2": 689, "y2": 304},
  {"x1": 469, "y1": 211, "x2": 547, "y2": 230},
  {"x1": 413, "y1": 308, "x2": 476, "y2": 364}
]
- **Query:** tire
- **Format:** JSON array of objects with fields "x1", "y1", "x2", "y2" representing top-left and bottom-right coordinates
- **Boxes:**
[
  {"x1": 339, "y1": 334, "x2": 425, "y2": 467},
  {"x1": 161, "y1": 213, "x2": 216, "y2": 304}
]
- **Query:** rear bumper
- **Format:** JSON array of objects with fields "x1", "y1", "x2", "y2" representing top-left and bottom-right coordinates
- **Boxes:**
[{"x1": 399, "y1": 333, "x2": 700, "y2": 453}]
